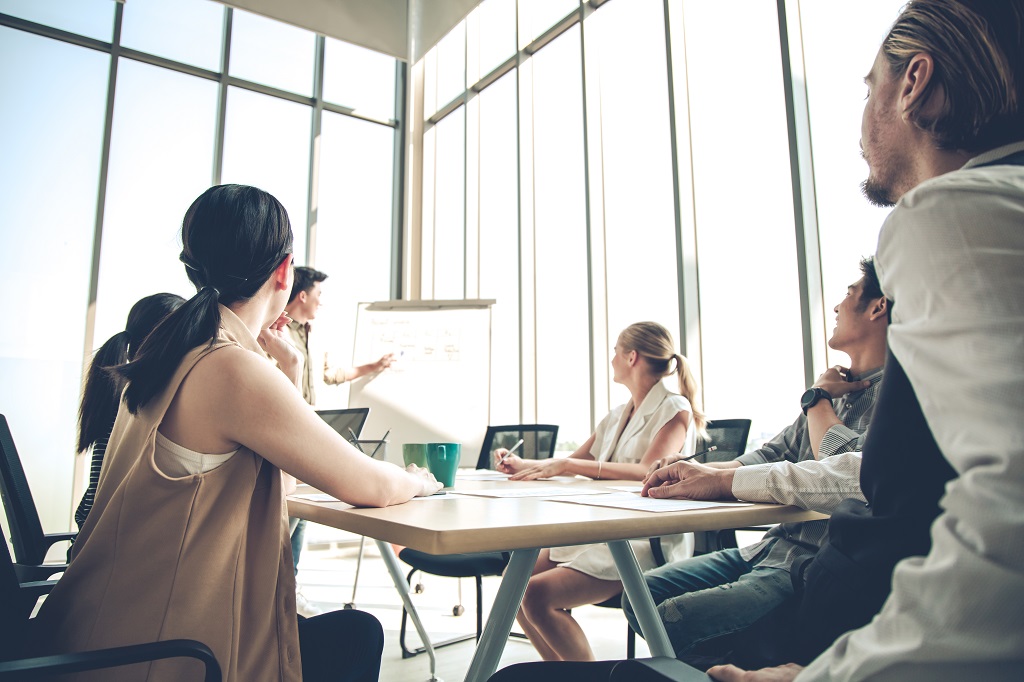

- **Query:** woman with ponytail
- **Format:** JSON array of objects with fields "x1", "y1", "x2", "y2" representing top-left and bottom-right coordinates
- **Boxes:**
[
  {"x1": 74, "y1": 293, "x2": 184, "y2": 533},
  {"x1": 35, "y1": 184, "x2": 440, "y2": 682},
  {"x1": 495, "y1": 321, "x2": 708, "y2": 662}
]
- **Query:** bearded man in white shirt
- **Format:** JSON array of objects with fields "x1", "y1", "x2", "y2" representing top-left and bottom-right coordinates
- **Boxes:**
[{"x1": 702, "y1": 1, "x2": 1024, "y2": 680}]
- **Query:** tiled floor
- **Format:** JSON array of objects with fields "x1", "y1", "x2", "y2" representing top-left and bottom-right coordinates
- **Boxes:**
[{"x1": 298, "y1": 525, "x2": 651, "y2": 682}]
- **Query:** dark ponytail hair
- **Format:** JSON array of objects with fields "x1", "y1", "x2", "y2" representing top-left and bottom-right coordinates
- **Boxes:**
[
  {"x1": 78, "y1": 293, "x2": 185, "y2": 451},
  {"x1": 118, "y1": 184, "x2": 294, "y2": 413}
]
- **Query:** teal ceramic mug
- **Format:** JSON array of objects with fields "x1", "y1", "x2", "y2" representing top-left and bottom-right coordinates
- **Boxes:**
[
  {"x1": 426, "y1": 442, "x2": 462, "y2": 488},
  {"x1": 402, "y1": 443, "x2": 429, "y2": 469}
]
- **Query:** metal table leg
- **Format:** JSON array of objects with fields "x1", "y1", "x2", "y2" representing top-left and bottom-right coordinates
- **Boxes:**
[
  {"x1": 463, "y1": 548, "x2": 540, "y2": 682},
  {"x1": 376, "y1": 540, "x2": 440, "y2": 681},
  {"x1": 607, "y1": 540, "x2": 675, "y2": 658}
]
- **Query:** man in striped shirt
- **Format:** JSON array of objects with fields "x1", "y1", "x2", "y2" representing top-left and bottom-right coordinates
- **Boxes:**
[{"x1": 629, "y1": 256, "x2": 890, "y2": 665}]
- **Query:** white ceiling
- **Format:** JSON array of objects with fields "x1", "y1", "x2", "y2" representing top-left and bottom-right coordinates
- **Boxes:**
[{"x1": 216, "y1": 0, "x2": 482, "y2": 63}]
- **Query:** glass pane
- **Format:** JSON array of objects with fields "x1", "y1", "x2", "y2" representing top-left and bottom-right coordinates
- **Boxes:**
[
  {"x1": 477, "y1": 71, "x2": 520, "y2": 422},
  {"x1": 518, "y1": 0, "x2": 579, "y2": 49},
  {"x1": 684, "y1": 1, "x2": 805, "y2": 445},
  {"x1": 530, "y1": 26, "x2": 590, "y2": 450},
  {"x1": 590, "y1": 0, "x2": 680, "y2": 384},
  {"x1": 120, "y1": 0, "x2": 224, "y2": 71},
  {"x1": 314, "y1": 113, "x2": 396, "y2": 408},
  {"x1": 229, "y1": 8, "x2": 315, "y2": 96},
  {"x1": 432, "y1": 107, "x2": 466, "y2": 299},
  {"x1": 0, "y1": 0, "x2": 113, "y2": 41},
  {"x1": 0, "y1": 27, "x2": 108, "y2": 530},
  {"x1": 323, "y1": 37, "x2": 397, "y2": 121},
  {"x1": 422, "y1": 47, "x2": 438, "y2": 120},
  {"x1": 222, "y1": 87, "x2": 311, "y2": 260},
  {"x1": 468, "y1": 0, "x2": 516, "y2": 84},
  {"x1": 435, "y1": 21, "x2": 466, "y2": 109},
  {"x1": 94, "y1": 60, "x2": 218, "y2": 347},
  {"x1": 802, "y1": 0, "x2": 905, "y2": 368}
]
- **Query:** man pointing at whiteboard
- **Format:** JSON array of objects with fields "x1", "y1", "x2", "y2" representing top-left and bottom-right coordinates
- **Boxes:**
[
  {"x1": 283, "y1": 265, "x2": 395, "y2": 617},
  {"x1": 284, "y1": 266, "x2": 395, "y2": 406}
]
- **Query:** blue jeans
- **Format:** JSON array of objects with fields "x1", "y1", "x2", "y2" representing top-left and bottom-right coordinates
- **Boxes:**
[
  {"x1": 622, "y1": 547, "x2": 793, "y2": 657},
  {"x1": 289, "y1": 517, "x2": 307, "y2": 575}
]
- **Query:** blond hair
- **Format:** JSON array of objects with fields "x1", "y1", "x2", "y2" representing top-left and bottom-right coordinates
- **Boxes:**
[{"x1": 618, "y1": 322, "x2": 707, "y2": 440}]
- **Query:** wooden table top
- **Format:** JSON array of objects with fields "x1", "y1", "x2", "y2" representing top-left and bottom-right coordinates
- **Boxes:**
[{"x1": 288, "y1": 476, "x2": 826, "y2": 555}]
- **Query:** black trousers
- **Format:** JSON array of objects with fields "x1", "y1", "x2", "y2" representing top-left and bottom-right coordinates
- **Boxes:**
[{"x1": 298, "y1": 609, "x2": 383, "y2": 682}]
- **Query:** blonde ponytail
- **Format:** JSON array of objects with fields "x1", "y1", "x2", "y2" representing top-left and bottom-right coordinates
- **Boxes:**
[{"x1": 674, "y1": 353, "x2": 708, "y2": 441}]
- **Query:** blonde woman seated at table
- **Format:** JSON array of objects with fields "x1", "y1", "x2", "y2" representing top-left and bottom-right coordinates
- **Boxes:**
[
  {"x1": 31, "y1": 184, "x2": 441, "y2": 682},
  {"x1": 495, "y1": 321, "x2": 708, "y2": 661}
]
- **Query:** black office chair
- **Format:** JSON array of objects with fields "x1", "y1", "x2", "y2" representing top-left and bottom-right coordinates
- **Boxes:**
[
  {"x1": 0, "y1": 524, "x2": 222, "y2": 681},
  {"x1": 692, "y1": 419, "x2": 756, "y2": 553},
  {"x1": 609, "y1": 657, "x2": 712, "y2": 681},
  {"x1": 397, "y1": 424, "x2": 559, "y2": 658},
  {"x1": 0, "y1": 414, "x2": 74, "y2": 582}
]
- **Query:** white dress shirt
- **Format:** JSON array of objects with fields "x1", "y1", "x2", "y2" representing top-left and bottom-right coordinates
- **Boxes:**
[{"x1": 798, "y1": 141, "x2": 1024, "y2": 680}]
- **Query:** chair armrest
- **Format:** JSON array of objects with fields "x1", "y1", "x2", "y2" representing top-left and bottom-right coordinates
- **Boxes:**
[
  {"x1": 19, "y1": 579, "x2": 58, "y2": 602},
  {"x1": 610, "y1": 657, "x2": 712, "y2": 681},
  {"x1": 14, "y1": 563, "x2": 66, "y2": 582},
  {"x1": 41, "y1": 531, "x2": 77, "y2": 553},
  {"x1": 0, "y1": 639, "x2": 222, "y2": 682}
]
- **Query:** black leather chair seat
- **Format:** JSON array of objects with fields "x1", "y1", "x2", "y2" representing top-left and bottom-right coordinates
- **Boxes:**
[{"x1": 398, "y1": 549, "x2": 507, "y2": 578}]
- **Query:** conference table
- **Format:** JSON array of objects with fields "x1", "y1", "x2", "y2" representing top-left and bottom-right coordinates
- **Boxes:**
[{"x1": 288, "y1": 476, "x2": 825, "y2": 682}]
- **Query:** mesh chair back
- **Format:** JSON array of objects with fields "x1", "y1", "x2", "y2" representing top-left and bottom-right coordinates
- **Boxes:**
[
  {"x1": 0, "y1": 415, "x2": 47, "y2": 564},
  {"x1": 698, "y1": 419, "x2": 752, "y2": 463},
  {"x1": 476, "y1": 424, "x2": 559, "y2": 469}
]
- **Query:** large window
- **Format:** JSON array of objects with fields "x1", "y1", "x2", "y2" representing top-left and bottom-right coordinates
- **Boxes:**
[
  {"x1": 229, "y1": 9, "x2": 316, "y2": 96},
  {"x1": 314, "y1": 113, "x2": 397, "y2": 408},
  {"x1": 588, "y1": 0, "x2": 680, "y2": 411},
  {"x1": 221, "y1": 87, "x2": 312, "y2": 260},
  {"x1": 94, "y1": 60, "x2": 218, "y2": 345},
  {"x1": 683, "y1": 0, "x2": 806, "y2": 444},
  {"x1": 802, "y1": 0, "x2": 906, "y2": 368},
  {"x1": 0, "y1": 0, "x2": 400, "y2": 533},
  {"x1": 0, "y1": 27, "x2": 108, "y2": 531},
  {"x1": 414, "y1": 0, "x2": 906, "y2": 452},
  {"x1": 530, "y1": 26, "x2": 591, "y2": 448},
  {"x1": 476, "y1": 71, "x2": 520, "y2": 423}
]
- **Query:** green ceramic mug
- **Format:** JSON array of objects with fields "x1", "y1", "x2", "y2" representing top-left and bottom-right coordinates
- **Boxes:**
[
  {"x1": 402, "y1": 443, "x2": 429, "y2": 469},
  {"x1": 426, "y1": 442, "x2": 462, "y2": 488}
]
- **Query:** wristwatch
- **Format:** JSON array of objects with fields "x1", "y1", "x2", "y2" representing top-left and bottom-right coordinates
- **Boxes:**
[{"x1": 800, "y1": 387, "x2": 832, "y2": 414}]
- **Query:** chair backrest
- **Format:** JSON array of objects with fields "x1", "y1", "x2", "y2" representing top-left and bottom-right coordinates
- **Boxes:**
[
  {"x1": 0, "y1": 523, "x2": 34, "y2": 661},
  {"x1": 476, "y1": 424, "x2": 559, "y2": 470},
  {"x1": 316, "y1": 407, "x2": 370, "y2": 441},
  {"x1": 698, "y1": 418, "x2": 752, "y2": 463},
  {"x1": 0, "y1": 414, "x2": 46, "y2": 565}
]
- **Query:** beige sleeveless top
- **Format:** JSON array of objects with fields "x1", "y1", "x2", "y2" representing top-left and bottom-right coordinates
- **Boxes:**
[{"x1": 31, "y1": 306, "x2": 300, "y2": 681}]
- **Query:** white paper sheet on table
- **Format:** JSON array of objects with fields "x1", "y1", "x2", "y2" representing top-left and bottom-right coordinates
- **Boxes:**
[
  {"x1": 607, "y1": 485, "x2": 643, "y2": 493},
  {"x1": 452, "y1": 486, "x2": 608, "y2": 498},
  {"x1": 455, "y1": 469, "x2": 510, "y2": 480},
  {"x1": 552, "y1": 491, "x2": 753, "y2": 512}
]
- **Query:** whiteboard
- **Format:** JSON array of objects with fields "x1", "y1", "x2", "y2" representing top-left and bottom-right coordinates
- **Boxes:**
[{"x1": 348, "y1": 300, "x2": 493, "y2": 468}]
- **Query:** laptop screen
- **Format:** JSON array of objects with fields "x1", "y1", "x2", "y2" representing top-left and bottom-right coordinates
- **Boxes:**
[{"x1": 316, "y1": 408, "x2": 370, "y2": 442}]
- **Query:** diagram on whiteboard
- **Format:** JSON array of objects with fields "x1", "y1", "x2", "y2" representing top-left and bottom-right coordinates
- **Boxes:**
[
  {"x1": 349, "y1": 302, "x2": 493, "y2": 466},
  {"x1": 365, "y1": 318, "x2": 463, "y2": 366}
]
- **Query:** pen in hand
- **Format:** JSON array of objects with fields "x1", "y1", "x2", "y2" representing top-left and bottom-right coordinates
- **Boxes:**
[
  {"x1": 499, "y1": 439, "x2": 525, "y2": 463},
  {"x1": 680, "y1": 446, "x2": 717, "y2": 462}
]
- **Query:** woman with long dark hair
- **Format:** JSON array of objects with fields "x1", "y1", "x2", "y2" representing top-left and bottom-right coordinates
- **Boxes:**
[
  {"x1": 74, "y1": 293, "x2": 185, "y2": 533},
  {"x1": 35, "y1": 184, "x2": 440, "y2": 681}
]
